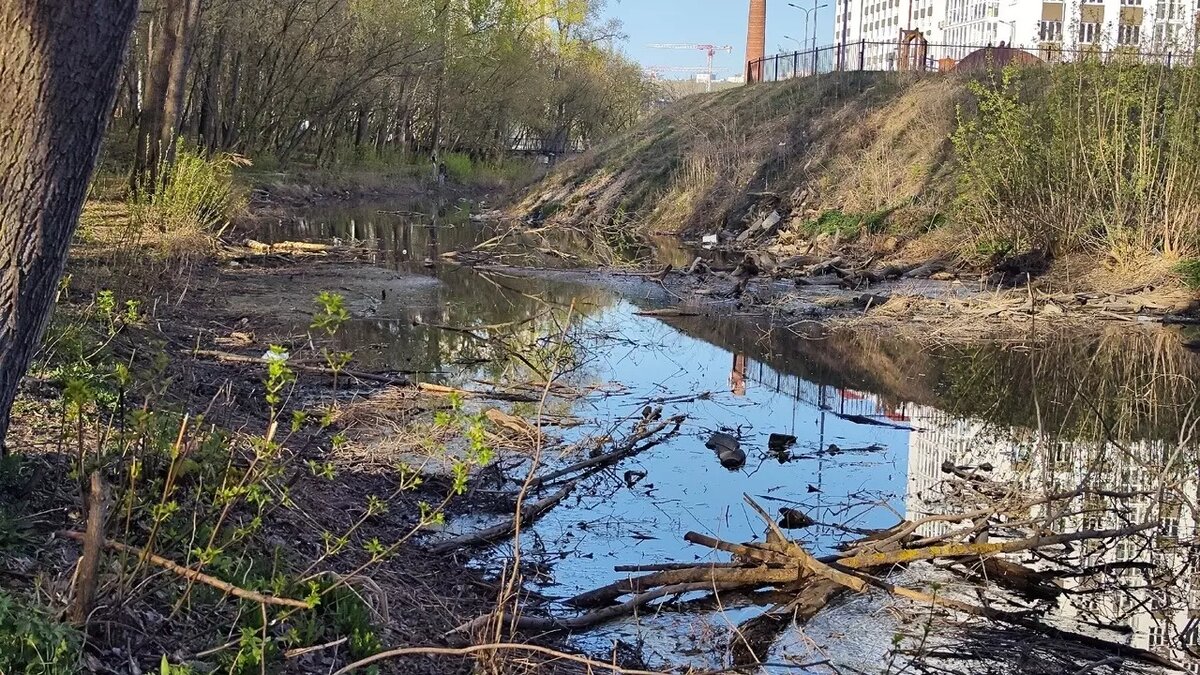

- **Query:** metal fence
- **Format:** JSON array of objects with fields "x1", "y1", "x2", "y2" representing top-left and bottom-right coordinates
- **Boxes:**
[{"x1": 748, "y1": 40, "x2": 1198, "y2": 83}]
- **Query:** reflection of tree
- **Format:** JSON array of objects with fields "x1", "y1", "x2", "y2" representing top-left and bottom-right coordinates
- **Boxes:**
[
  {"x1": 935, "y1": 328, "x2": 1199, "y2": 442},
  {"x1": 328, "y1": 266, "x2": 614, "y2": 384},
  {"x1": 659, "y1": 315, "x2": 1199, "y2": 444}
]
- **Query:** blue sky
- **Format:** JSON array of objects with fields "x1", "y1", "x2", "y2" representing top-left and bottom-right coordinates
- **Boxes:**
[{"x1": 601, "y1": 0, "x2": 836, "y2": 76}]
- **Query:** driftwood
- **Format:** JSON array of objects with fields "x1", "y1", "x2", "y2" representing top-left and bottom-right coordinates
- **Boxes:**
[
  {"x1": 475, "y1": 481, "x2": 1176, "y2": 672},
  {"x1": 430, "y1": 480, "x2": 577, "y2": 555},
  {"x1": 525, "y1": 413, "x2": 685, "y2": 490},
  {"x1": 245, "y1": 239, "x2": 331, "y2": 254}
]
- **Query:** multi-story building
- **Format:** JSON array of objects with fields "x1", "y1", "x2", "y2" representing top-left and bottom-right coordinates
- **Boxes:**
[{"x1": 832, "y1": 0, "x2": 1200, "y2": 66}]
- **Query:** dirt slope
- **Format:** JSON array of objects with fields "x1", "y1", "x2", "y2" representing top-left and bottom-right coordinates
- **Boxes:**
[{"x1": 517, "y1": 72, "x2": 968, "y2": 243}]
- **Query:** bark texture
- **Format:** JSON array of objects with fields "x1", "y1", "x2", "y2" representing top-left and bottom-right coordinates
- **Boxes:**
[{"x1": 0, "y1": 0, "x2": 138, "y2": 450}]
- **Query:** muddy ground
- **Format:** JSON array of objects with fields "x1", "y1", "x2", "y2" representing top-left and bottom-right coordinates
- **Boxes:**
[{"x1": 3, "y1": 225, "x2": 617, "y2": 673}]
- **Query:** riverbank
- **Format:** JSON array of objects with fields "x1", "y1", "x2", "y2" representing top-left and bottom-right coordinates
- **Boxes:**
[
  {"x1": 2, "y1": 191, "x2": 655, "y2": 674},
  {"x1": 510, "y1": 66, "x2": 1200, "y2": 307}
]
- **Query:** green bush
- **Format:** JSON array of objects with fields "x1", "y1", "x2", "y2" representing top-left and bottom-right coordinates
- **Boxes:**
[
  {"x1": 952, "y1": 62, "x2": 1200, "y2": 259},
  {"x1": 799, "y1": 208, "x2": 892, "y2": 239},
  {"x1": 133, "y1": 143, "x2": 247, "y2": 235},
  {"x1": 0, "y1": 590, "x2": 80, "y2": 675},
  {"x1": 442, "y1": 152, "x2": 474, "y2": 182},
  {"x1": 1173, "y1": 259, "x2": 1200, "y2": 289}
]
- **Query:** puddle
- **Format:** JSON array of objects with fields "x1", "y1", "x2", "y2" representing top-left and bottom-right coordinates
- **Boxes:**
[{"x1": 249, "y1": 205, "x2": 1200, "y2": 673}]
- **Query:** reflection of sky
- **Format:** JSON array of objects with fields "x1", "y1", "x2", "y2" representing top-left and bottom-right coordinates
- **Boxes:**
[{"x1": 531, "y1": 301, "x2": 910, "y2": 599}]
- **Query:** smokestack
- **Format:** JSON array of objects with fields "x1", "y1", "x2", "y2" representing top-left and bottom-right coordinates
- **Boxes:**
[{"x1": 746, "y1": 0, "x2": 766, "y2": 82}]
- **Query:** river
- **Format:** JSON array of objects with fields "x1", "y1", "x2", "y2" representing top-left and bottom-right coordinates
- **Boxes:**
[{"x1": 248, "y1": 202, "x2": 1200, "y2": 674}]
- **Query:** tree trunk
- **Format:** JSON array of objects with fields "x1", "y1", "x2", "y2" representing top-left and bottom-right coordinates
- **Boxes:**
[
  {"x1": 0, "y1": 0, "x2": 139, "y2": 452},
  {"x1": 198, "y1": 30, "x2": 224, "y2": 152},
  {"x1": 133, "y1": 0, "x2": 201, "y2": 191},
  {"x1": 160, "y1": 0, "x2": 202, "y2": 167}
]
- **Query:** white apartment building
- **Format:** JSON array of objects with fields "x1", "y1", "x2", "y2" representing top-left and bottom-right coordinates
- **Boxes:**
[{"x1": 832, "y1": 0, "x2": 1200, "y2": 68}]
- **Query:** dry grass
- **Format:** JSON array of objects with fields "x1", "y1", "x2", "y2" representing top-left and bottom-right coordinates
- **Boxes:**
[{"x1": 518, "y1": 72, "x2": 966, "y2": 241}]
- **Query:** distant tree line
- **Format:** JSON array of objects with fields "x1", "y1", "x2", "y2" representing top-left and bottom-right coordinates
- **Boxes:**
[{"x1": 118, "y1": 0, "x2": 652, "y2": 185}]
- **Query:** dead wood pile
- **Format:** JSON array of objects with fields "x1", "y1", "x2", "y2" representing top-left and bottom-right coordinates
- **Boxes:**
[{"x1": 456, "y1": 481, "x2": 1177, "y2": 671}]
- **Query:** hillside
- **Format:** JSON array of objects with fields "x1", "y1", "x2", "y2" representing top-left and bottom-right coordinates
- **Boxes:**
[
  {"x1": 519, "y1": 71, "x2": 964, "y2": 245},
  {"x1": 516, "y1": 65, "x2": 1200, "y2": 292}
]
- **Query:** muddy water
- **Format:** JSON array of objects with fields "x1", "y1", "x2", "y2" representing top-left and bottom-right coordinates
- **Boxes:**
[{"x1": 252, "y1": 205, "x2": 1200, "y2": 674}]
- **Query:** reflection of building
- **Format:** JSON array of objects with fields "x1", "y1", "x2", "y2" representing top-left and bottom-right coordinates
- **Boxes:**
[{"x1": 905, "y1": 404, "x2": 1200, "y2": 670}]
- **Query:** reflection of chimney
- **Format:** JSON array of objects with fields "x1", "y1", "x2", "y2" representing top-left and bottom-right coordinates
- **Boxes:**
[
  {"x1": 746, "y1": 0, "x2": 766, "y2": 81},
  {"x1": 731, "y1": 353, "x2": 747, "y2": 397}
]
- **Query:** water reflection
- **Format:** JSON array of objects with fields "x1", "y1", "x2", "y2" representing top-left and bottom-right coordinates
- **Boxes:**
[{"x1": 251, "y1": 205, "x2": 1200, "y2": 673}]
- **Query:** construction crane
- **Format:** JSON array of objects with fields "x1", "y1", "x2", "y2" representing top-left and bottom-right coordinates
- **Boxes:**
[{"x1": 647, "y1": 43, "x2": 734, "y2": 91}]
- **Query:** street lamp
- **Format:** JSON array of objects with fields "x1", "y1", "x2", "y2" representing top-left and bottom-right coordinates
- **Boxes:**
[
  {"x1": 789, "y1": 1, "x2": 829, "y2": 51},
  {"x1": 784, "y1": 34, "x2": 806, "y2": 52}
]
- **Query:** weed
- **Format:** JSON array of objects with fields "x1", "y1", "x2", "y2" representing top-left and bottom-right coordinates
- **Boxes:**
[
  {"x1": 1173, "y1": 259, "x2": 1200, "y2": 289},
  {"x1": 442, "y1": 152, "x2": 474, "y2": 183},
  {"x1": 0, "y1": 590, "x2": 80, "y2": 675},
  {"x1": 799, "y1": 209, "x2": 891, "y2": 239},
  {"x1": 131, "y1": 143, "x2": 248, "y2": 239}
]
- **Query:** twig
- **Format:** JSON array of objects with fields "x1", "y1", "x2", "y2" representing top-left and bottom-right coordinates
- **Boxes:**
[
  {"x1": 332, "y1": 642, "x2": 667, "y2": 675},
  {"x1": 284, "y1": 637, "x2": 348, "y2": 659},
  {"x1": 525, "y1": 415, "x2": 684, "y2": 489},
  {"x1": 69, "y1": 471, "x2": 108, "y2": 624},
  {"x1": 59, "y1": 531, "x2": 310, "y2": 609},
  {"x1": 834, "y1": 522, "x2": 1157, "y2": 570}
]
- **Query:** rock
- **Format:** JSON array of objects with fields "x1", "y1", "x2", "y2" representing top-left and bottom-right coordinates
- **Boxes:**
[
  {"x1": 778, "y1": 507, "x2": 816, "y2": 529},
  {"x1": 705, "y1": 432, "x2": 745, "y2": 470},
  {"x1": 768, "y1": 433, "x2": 797, "y2": 451},
  {"x1": 736, "y1": 210, "x2": 783, "y2": 243}
]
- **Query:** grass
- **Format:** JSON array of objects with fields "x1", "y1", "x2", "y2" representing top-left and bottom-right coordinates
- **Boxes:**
[
  {"x1": 1173, "y1": 259, "x2": 1200, "y2": 289},
  {"x1": 797, "y1": 208, "x2": 894, "y2": 239}
]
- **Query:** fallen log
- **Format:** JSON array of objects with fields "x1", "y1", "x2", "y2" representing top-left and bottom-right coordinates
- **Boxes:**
[
  {"x1": 430, "y1": 480, "x2": 577, "y2": 555},
  {"x1": 567, "y1": 564, "x2": 804, "y2": 609},
  {"x1": 245, "y1": 239, "x2": 331, "y2": 254},
  {"x1": 417, "y1": 382, "x2": 539, "y2": 403},
  {"x1": 525, "y1": 415, "x2": 685, "y2": 490},
  {"x1": 190, "y1": 349, "x2": 412, "y2": 386}
]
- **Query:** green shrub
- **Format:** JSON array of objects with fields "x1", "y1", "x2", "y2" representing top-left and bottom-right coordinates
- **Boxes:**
[
  {"x1": 133, "y1": 143, "x2": 248, "y2": 235},
  {"x1": 799, "y1": 209, "x2": 892, "y2": 239},
  {"x1": 1173, "y1": 259, "x2": 1200, "y2": 289},
  {"x1": 952, "y1": 62, "x2": 1200, "y2": 259},
  {"x1": 442, "y1": 152, "x2": 474, "y2": 182},
  {"x1": 0, "y1": 590, "x2": 80, "y2": 675}
]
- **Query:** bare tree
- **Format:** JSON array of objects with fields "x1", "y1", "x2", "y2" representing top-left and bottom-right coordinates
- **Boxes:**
[{"x1": 0, "y1": 0, "x2": 139, "y2": 453}]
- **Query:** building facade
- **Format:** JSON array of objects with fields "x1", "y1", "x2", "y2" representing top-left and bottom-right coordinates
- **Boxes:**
[{"x1": 832, "y1": 0, "x2": 1200, "y2": 66}]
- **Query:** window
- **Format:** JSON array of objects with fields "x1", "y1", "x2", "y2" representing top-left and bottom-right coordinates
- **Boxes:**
[
  {"x1": 1040, "y1": 20, "x2": 1063, "y2": 41},
  {"x1": 1149, "y1": 624, "x2": 1166, "y2": 648},
  {"x1": 1122, "y1": 0, "x2": 1142, "y2": 5}
]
